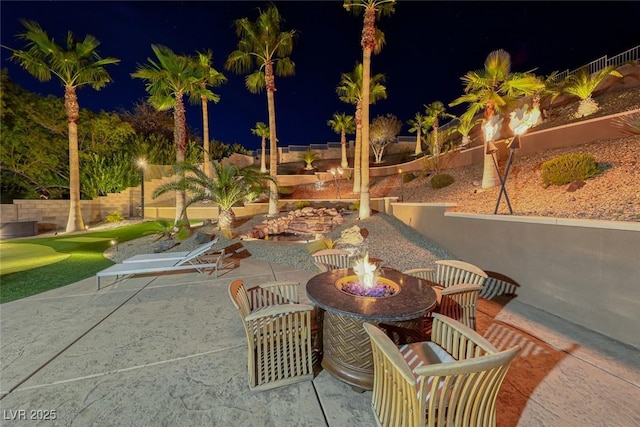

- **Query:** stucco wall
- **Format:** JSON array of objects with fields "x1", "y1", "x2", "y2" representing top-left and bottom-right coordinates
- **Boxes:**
[{"x1": 390, "y1": 203, "x2": 640, "y2": 349}]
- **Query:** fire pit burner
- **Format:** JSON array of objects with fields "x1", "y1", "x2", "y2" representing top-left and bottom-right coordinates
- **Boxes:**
[{"x1": 335, "y1": 276, "x2": 399, "y2": 298}]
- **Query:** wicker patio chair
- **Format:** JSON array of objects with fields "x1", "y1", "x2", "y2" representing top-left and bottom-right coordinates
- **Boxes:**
[
  {"x1": 228, "y1": 279, "x2": 317, "y2": 391},
  {"x1": 434, "y1": 259, "x2": 488, "y2": 288},
  {"x1": 364, "y1": 314, "x2": 520, "y2": 427},
  {"x1": 311, "y1": 249, "x2": 352, "y2": 272}
]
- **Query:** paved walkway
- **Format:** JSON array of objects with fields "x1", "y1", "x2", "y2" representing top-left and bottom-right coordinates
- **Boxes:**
[{"x1": 1, "y1": 256, "x2": 639, "y2": 426}]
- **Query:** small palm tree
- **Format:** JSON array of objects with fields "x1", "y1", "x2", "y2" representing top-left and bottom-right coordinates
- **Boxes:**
[
  {"x1": 406, "y1": 112, "x2": 431, "y2": 155},
  {"x1": 449, "y1": 49, "x2": 543, "y2": 188},
  {"x1": 153, "y1": 162, "x2": 274, "y2": 231},
  {"x1": 4, "y1": 20, "x2": 120, "y2": 232},
  {"x1": 327, "y1": 112, "x2": 356, "y2": 168},
  {"x1": 563, "y1": 66, "x2": 623, "y2": 118},
  {"x1": 451, "y1": 115, "x2": 480, "y2": 148},
  {"x1": 299, "y1": 148, "x2": 320, "y2": 170},
  {"x1": 424, "y1": 101, "x2": 455, "y2": 156},
  {"x1": 251, "y1": 122, "x2": 270, "y2": 173}
]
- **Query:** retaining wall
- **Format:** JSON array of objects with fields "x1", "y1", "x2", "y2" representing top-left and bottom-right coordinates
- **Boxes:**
[{"x1": 390, "y1": 203, "x2": 640, "y2": 349}]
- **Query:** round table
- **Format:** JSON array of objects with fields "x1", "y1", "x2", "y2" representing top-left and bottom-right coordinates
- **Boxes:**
[{"x1": 306, "y1": 268, "x2": 437, "y2": 391}]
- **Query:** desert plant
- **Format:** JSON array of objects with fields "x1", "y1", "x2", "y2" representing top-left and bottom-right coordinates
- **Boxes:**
[
  {"x1": 369, "y1": 113, "x2": 402, "y2": 163},
  {"x1": 612, "y1": 111, "x2": 640, "y2": 136},
  {"x1": 278, "y1": 186, "x2": 294, "y2": 197},
  {"x1": 402, "y1": 173, "x2": 415, "y2": 184},
  {"x1": 563, "y1": 66, "x2": 623, "y2": 118},
  {"x1": 299, "y1": 148, "x2": 319, "y2": 170},
  {"x1": 349, "y1": 200, "x2": 360, "y2": 211},
  {"x1": 430, "y1": 173, "x2": 455, "y2": 189},
  {"x1": 306, "y1": 237, "x2": 336, "y2": 254},
  {"x1": 105, "y1": 211, "x2": 124, "y2": 223},
  {"x1": 541, "y1": 153, "x2": 600, "y2": 187}
]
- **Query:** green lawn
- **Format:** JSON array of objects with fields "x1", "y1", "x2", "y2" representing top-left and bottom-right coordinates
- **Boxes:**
[{"x1": 0, "y1": 222, "x2": 162, "y2": 303}]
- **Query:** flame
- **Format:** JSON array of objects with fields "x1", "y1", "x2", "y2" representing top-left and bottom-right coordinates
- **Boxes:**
[{"x1": 353, "y1": 252, "x2": 377, "y2": 288}]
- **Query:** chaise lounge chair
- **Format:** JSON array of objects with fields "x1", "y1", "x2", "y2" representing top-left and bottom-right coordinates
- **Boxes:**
[
  {"x1": 96, "y1": 245, "x2": 232, "y2": 290},
  {"x1": 122, "y1": 238, "x2": 219, "y2": 263}
]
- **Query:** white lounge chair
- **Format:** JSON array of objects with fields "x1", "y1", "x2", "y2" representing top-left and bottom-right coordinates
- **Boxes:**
[
  {"x1": 122, "y1": 238, "x2": 218, "y2": 263},
  {"x1": 96, "y1": 247, "x2": 232, "y2": 290}
]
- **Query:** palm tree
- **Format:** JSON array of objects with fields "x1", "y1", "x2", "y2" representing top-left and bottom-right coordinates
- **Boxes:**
[
  {"x1": 132, "y1": 44, "x2": 208, "y2": 227},
  {"x1": 344, "y1": 0, "x2": 396, "y2": 220},
  {"x1": 327, "y1": 112, "x2": 356, "y2": 168},
  {"x1": 152, "y1": 162, "x2": 274, "y2": 232},
  {"x1": 299, "y1": 148, "x2": 319, "y2": 170},
  {"x1": 336, "y1": 63, "x2": 387, "y2": 194},
  {"x1": 4, "y1": 20, "x2": 119, "y2": 232},
  {"x1": 251, "y1": 122, "x2": 270, "y2": 173},
  {"x1": 406, "y1": 112, "x2": 431, "y2": 155},
  {"x1": 563, "y1": 66, "x2": 623, "y2": 118},
  {"x1": 193, "y1": 50, "x2": 227, "y2": 179},
  {"x1": 225, "y1": 4, "x2": 296, "y2": 216},
  {"x1": 424, "y1": 101, "x2": 455, "y2": 156},
  {"x1": 449, "y1": 49, "x2": 543, "y2": 188},
  {"x1": 451, "y1": 115, "x2": 480, "y2": 148}
]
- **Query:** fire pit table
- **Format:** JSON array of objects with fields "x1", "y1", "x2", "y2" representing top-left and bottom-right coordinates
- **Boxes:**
[{"x1": 306, "y1": 267, "x2": 437, "y2": 391}]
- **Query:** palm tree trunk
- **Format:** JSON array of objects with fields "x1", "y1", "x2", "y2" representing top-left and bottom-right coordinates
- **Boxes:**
[
  {"x1": 352, "y1": 102, "x2": 362, "y2": 194},
  {"x1": 64, "y1": 86, "x2": 85, "y2": 232},
  {"x1": 481, "y1": 108, "x2": 500, "y2": 189},
  {"x1": 201, "y1": 95, "x2": 212, "y2": 179},
  {"x1": 341, "y1": 131, "x2": 348, "y2": 168},
  {"x1": 358, "y1": 7, "x2": 375, "y2": 220},
  {"x1": 174, "y1": 94, "x2": 190, "y2": 227},
  {"x1": 260, "y1": 138, "x2": 267, "y2": 173},
  {"x1": 415, "y1": 129, "x2": 422, "y2": 155},
  {"x1": 265, "y1": 61, "x2": 279, "y2": 216}
]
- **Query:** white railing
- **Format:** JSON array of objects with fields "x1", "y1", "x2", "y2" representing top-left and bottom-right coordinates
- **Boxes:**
[{"x1": 554, "y1": 44, "x2": 639, "y2": 81}]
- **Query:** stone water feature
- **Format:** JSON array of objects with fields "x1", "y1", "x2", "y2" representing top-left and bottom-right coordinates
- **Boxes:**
[{"x1": 243, "y1": 206, "x2": 345, "y2": 240}]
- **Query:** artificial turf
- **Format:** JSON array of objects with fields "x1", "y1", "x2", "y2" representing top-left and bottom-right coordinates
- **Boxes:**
[{"x1": 0, "y1": 222, "x2": 162, "y2": 303}]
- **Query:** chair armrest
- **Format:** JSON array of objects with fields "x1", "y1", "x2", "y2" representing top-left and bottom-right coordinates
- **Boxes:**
[
  {"x1": 431, "y1": 313, "x2": 498, "y2": 359},
  {"x1": 259, "y1": 281, "x2": 300, "y2": 303},
  {"x1": 413, "y1": 345, "x2": 520, "y2": 377},
  {"x1": 245, "y1": 303, "x2": 314, "y2": 321}
]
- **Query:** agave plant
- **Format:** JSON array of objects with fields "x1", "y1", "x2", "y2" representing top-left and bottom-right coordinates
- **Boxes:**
[
  {"x1": 152, "y1": 162, "x2": 274, "y2": 231},
  {"x1": 563, "y1": 66, "x2": 623, "y2": 118}
]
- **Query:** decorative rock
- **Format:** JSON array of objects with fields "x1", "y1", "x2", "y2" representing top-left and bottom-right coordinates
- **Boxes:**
[
  {"x1": 567, "y1": 180, "x2": 586, "y2": 192},
  {"x1": 154, "y1": 240, "x2": 179, "y2": 253},
  {"x1": 337, "y1": 225, "x2": 364, "y2": 245},
  {"x1": 194, "y1": 231, "x2": 215, "y2": 244}
]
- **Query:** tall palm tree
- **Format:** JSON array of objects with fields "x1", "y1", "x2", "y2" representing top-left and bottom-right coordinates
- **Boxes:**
[
  {"x1": 193, "y1": 50, "x2": 227, "y2": 179},
  {"x1": 327, "y1": 112, "x2": 356, "y2": 168},
  {"x1": 251, "y1": 122, "x2": 270, "y2": 173},
  {"x1": 132, "y1": 44, "x2": 209, "y2": 227},
  {"x1": 225, "y1": 4, "x2": 296, "y2": 216},
  {"x1": 152, "y1": 162, "x2": 274, "y2": 232},
  {"x1": 344, "y1": 0, "x2": 395, "y2": 219},
  {"x1": 563, "y1": 66, "x2": 622, "y2": 118},
  {"x1": 424, "y1": 101, "x2": 455, "y2": 156},
  {"x1": 4, "y1": 20, "x2": 119, "y2": 232},
  {"x1": 336, "y1": 63, "x2": 387, "y2": 194},
  {"x1": 406, "y1": 112, "x2": 431, "y2": 155},
  {"x1": 449, "y1": 49, "x2": 543, "y2": 188}
]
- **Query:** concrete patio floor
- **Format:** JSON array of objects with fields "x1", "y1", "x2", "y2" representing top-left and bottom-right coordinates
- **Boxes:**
[{"x1": 1, "y1": 255, "x2": 639, "y2": 426}]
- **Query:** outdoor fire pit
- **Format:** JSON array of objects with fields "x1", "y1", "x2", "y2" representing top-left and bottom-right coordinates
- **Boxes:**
[{"x1": 306, "y1": 264, "x2": 437, "y2": 391}]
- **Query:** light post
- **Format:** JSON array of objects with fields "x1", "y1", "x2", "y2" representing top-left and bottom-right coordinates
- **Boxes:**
[
  {"x1": 398, "y1": 168, "x2": 404, "y2": 202},
  {"x1": 137, "y1": 158, "x2": 146, "y2": 218},
  {"x1": 330, "y1": 167, "x2": 344, "y2": 199}
]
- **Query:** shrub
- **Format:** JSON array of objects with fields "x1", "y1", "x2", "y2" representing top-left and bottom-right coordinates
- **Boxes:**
[
  {"x1": 278, "y1": 186, "x2": 294, "y2": 197},
  {"x1": 541, "y1": 153, "x2": 599, "y2": 187},
  {"x1": 349, "y1": 200, "x2": 360, "y2": 211},
  {"x1": 430, "y1": 174, "x2": 455, "y2": 189},
  {"x1": 294, "y1": 201, "x2": 313, "y2": 209},
  {"x1": 402, "y1": 172, "x2": 415, "y2": 184},
  {"x1": 105, "y1": 211, "x2": 124, "y2": 223}
]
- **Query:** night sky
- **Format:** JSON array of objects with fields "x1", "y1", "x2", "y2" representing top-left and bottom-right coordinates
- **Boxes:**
[{"x1": 2, "y1": 1, "x2": 639, "y2": 152}]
